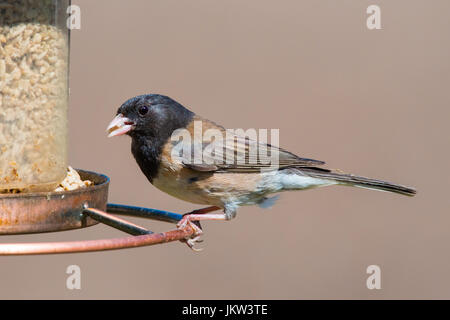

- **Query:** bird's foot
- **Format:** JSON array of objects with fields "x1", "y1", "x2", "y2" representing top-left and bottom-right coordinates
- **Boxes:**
[
  {"x1": 177, "y1": 207, "x2": 225, "y2": 251},
  {"x1": 177, "y1": 215, "x2": 205, "y2": 251}
]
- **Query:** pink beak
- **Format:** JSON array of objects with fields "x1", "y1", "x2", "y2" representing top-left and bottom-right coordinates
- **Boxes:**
[{"x1": 106, "y1": 114, "x2": 135, "y2": 137}]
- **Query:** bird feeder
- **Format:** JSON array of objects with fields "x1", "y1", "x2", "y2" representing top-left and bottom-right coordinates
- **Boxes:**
[{"x1": 0, "y1": 1, "x2": 194, "y2": 255}]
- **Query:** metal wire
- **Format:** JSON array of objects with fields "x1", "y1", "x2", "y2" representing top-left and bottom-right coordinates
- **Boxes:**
[
  {"x1": 0, "y1": 204, "x2": 192, "y2": 256},
  {"x1": 83, "y1": 207, "x2": 153, "y2": 235},
  {"x1": 106, "y1": 203, "x2": 183, "y2": 223}
]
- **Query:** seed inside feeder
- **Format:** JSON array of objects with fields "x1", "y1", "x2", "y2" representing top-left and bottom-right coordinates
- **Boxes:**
[{"x1": 0, "y1": 0, "x2": 70, "y2": 193}]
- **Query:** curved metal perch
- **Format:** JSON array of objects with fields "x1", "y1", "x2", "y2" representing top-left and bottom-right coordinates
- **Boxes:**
[{"x1": 0, "y1": 204, "x2": 192, "y2": 256}]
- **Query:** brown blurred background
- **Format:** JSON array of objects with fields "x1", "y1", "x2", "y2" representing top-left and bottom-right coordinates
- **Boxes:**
[{"x1": 0, "y1": 0, "x2": 449, "y2": 299}]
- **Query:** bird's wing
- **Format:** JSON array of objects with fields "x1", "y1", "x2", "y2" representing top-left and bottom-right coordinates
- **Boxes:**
[{"x1": 172, "y1": 117, "x2": 325, "y2": 173}]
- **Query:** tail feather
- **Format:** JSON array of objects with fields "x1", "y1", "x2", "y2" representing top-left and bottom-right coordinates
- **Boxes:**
[{"x1": 299, "y1": 168, "x2": 416, "y2": 197}]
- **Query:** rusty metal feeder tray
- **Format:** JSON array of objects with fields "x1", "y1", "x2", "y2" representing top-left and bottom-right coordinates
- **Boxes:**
[{"x1": 0, "y1": 170, "x2": 194, "y2": 255}]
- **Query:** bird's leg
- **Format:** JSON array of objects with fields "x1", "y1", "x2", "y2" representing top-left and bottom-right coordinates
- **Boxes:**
[
  {"x1": 177, "y1": 206, "x2": 223, "y2": 251},
  {"x1": 178, "y1": 207, "x2": 222, "y2": 233},
  {"x1": 179, "y1": 206, "x2": 222, "y2": 230}
]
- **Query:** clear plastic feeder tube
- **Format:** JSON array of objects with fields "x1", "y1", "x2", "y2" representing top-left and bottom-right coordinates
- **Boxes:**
[{"x1": 0, "y1": 0, "x2": 70, "y2": 192}]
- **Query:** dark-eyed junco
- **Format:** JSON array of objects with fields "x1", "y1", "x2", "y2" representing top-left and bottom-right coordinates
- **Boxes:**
[{"x1": 107, "y1": 94, "x2": 416, "y2": 249}]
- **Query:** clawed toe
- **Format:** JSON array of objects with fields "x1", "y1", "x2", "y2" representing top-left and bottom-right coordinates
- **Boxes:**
[
  {"x1": 176, "y1": 207, "x2": 227, "y2": 251},
  {"x1": 180, "y1": 233, "x2": 204, "y2": 251},
  {"x1": 177, "y1": 216, "x2": 204, "y2": 251},
  {"x1": 185, "y1": 235, "x2": 204, "y2": 252}
]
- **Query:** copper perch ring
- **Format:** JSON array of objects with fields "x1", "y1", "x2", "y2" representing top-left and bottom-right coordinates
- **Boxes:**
[
  {"x1": 0, "y1": 204, "x2": 194, "y2": 256},
  {"x1": 0, "y1": 170, "x2": 196, "y2": 256}
]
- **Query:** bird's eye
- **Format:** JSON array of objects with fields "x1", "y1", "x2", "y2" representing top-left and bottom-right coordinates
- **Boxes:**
[{"x1": 138, "y1": 105, "x2": 149, "y2": 116}]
